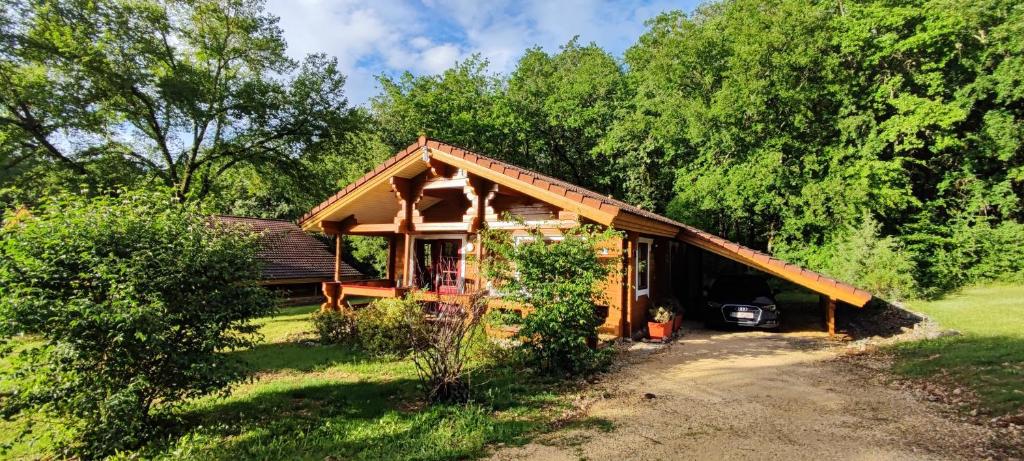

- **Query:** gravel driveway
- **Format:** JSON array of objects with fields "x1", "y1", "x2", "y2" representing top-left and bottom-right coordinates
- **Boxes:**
[{"x1": 488, "y1": 325, "x2": 1005, "y2": 460}]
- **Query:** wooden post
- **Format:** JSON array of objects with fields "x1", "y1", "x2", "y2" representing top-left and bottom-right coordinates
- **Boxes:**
[
  {"x1": 401, "y1": 233, "x2": 412, "y2": 287},
  {"x1": 822, "y1": 295, "x2": 836, "y2": 337},
  {"x1": 334, "y1": 235, "x2": 343, "y2": 282}
]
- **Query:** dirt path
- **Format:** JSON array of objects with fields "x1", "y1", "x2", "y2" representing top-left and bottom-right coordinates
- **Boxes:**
[{"x1": 489, "y1": 326, "x2": 1003, "y2": 461}]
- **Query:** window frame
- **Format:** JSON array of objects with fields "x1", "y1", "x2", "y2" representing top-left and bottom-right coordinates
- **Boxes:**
[{"x1": 636, "y1": 237, "x2": 652, "y2": 299}]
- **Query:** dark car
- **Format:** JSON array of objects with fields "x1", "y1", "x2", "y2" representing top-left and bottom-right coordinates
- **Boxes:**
[{"x1": 704, "y1": 274, "x2": 780, "y2": 329}]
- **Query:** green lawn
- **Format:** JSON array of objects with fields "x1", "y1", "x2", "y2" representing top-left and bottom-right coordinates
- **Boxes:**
[
  {"x1": 1, "y1": 305, "x2": 576, "y2": 460},
  {"x1": 891, "y1": 284, "x2": 1024, "y2": 415}
]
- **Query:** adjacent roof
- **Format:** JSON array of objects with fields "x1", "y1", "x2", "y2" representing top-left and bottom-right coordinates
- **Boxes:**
[
  {"x1": 300, "y1": 137, "x2": 872, "y2": 307},
  {"x1": 215, "y1": 216, "x2": 362, "y2": 282}
]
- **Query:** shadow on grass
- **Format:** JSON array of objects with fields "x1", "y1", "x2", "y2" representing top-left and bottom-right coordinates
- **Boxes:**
[
  {"x1": 230, "y1": 341, "x2": 377, "y2": 374},
  {"x1": 149, "y1": 362, "x2": 567, "y2": 461},
  {"x1": 891, "y1": 334, "x2": 1024, "y2": 415}
]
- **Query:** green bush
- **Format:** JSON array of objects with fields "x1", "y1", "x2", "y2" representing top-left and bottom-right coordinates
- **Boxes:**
[
  {"x1": 311, "y1": 309, "x2": 356, "y2": 344},
  {"x1": 482, "y1": 224, "x2": 619, "y2": 376},
  {"x1": 915, "y1": 219, "x2": 1024, "y2": 295},
  {"x1": 791, "y1": 214, "x2": 919, "y2": 301},
  {"x1": 0, "y1": 191, "x2": 276, "y2": 458},
  {"x1": 354, "y1": 297, "x2": 418, "y2": 356}
]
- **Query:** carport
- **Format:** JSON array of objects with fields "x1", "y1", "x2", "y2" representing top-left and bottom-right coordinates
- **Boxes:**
[{"x1": 674, "y1": 224, "x2": 873, "y2": 336}]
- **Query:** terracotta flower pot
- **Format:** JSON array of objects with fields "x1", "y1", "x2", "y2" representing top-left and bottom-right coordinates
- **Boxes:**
[
  {"x1": 673, "y1": 314, "x2": 683, "y2": 332},
  {"x1": 648, "y1": 321, "x2": 672, "y2": 340}
]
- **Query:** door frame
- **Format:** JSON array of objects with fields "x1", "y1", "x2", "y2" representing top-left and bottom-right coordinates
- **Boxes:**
[{"x1": 407, "y1": 234, "x2": 468, "y2": 292}]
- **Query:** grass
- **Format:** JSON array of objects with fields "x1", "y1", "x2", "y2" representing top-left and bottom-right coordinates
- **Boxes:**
[
  {"x1": 890, "y1": 284, "x2": 1024, "y2": 415},
  {"x1": 1, "y1": 305, "x2": 576, "y2": 460}
]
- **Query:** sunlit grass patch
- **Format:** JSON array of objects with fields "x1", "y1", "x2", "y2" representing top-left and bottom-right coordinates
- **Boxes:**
[
  {"x1": 3, "y1": 304, "x2": 572, "y2": 460},
  {"x1": 891, "y1": 284, "x2": 1024, "y2": 415}
]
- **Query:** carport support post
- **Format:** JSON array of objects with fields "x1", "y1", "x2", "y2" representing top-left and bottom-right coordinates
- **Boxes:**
[{"x1": 820, "y1": 295, "x2": 836, "y2": 337}]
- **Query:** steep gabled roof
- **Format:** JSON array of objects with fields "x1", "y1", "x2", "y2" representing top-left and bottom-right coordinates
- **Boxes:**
[
  {"x1": 215, "y1": 216, "x2": 362, "y2": 282},
  {"x1": 300, "y1": 137, "x2": 872, "y2": 307}
]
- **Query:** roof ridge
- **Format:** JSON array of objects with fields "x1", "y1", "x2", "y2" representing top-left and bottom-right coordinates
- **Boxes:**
[{"x1": 214, "y1": 214, "x2": 297, "y2": 223}]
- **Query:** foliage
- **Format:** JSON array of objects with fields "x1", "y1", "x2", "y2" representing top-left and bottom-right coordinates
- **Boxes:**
[
  {"x1": 345, "y1": 235, "x2": 389, "y2": 278},
  {"x1": 405, "y1": 292, "x2": 488, "y2": 403},
  {"x1": 3, "y1": 0, "x2": 1022, "y2": 299},
  {"x1": 787, "y1": 213, "x2": 919, "y2": 301},
  {"x1": 310, "y1": 309, "x2": 356, "y2": 345},
  {"x1": 482, "y1": 224, "x2": 619, "y2": 376},
  {"x1": 483, "y1": 308, "x2": 525, "y2": 328},
  {"x1": 204, "y1": 121, "x2": 394, "y2": 220},
  {"x1": 369, "y1": 0, "x2": 1023, "y2": 295},
  {"x1": 648, "y1": 306, "x2": 673, "y2": 324},
  {"x1": 0, "y1": 190, "x2": 276, "y2": 457},
  {"x1": 371, "y1": 42, "x2": 629, "y2": 201},
  {"x1": 0, "y1": 0, "x2": 356, "y2": 202},
  {"x1": 353, "y1": 297, "x2": 417, "y2": 357}
]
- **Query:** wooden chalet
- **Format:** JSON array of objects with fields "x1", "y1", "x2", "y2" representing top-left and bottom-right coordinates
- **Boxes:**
[{"x1": 299, "y1": 137, "x2": 872, "y2": 337}]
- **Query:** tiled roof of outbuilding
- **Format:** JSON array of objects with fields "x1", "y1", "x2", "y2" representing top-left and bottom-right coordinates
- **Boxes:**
[{"x1": 215, "y1": 216, "x2": 361, "y2": 281}]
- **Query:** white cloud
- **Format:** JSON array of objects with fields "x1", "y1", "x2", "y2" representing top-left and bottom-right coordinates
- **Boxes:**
[
  {"x1": 420, "y1": 43, "x2": 464, "y2": 74},
  {"x1": 266, "y1": 0, "x2": 699, "y2": 105}
]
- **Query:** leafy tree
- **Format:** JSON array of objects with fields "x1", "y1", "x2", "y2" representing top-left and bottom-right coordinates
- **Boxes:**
[
  {"x1": 0, "y1": 190, "x2": 276, "y2": 457},
  {"x1": 499, "y1": 40, "x2": 627, "y2": 194},
  {"x1": 205, "y1": 115, "x2": 393, "y2": 220},
  {"x1": 482, "y1": 224, "x2": 619, "y2": 376},
  {"x1": 611, "y1": 0, "x2": 1023, "y2": 296},
  {"x1": 371, "y1": 57, "x2": 505, "y2": 154},
  {"x1": 0, "y1": 0, "x2": 355, "y2": 202}
]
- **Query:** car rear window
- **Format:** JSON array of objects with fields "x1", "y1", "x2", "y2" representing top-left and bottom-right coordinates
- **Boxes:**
[{"x1": 710, "y1": 276, "x2": 771, "y2": 300}]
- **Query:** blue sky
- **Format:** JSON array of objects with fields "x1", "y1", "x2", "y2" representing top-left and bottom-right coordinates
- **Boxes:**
[{"x1": 266, "y1": 0, "x2": 702, "y2": 105}]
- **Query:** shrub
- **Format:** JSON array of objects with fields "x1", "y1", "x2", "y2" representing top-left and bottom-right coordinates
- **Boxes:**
[
  {"x1": 406, "y1": 292, "x2": 487, "y2": 403},
  {"x1": 311, "y1": 309, "x2": 356, "y2": 344},
  {"x1": 482, "y1": 223, "x2": 619, "y2": 376},
  {"x1": 798, "y1": 214, "x2": 918, "y2": 301},
  {"x1": 0, "y1": 191, "x2": 276, "y2": 458},
  {"x1": 354, "y1": 297, "x2": 417, "y2": 356},
  {"x1": 915, "y1": 219, "x2": 1024, "y2": 295}
]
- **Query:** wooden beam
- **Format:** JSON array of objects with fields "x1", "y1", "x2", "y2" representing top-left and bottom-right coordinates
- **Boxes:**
[
  {"x1": 390, "y1": 177, "x2": 412, "y2": 231},
  {"x1": 624, "y1": 231, "x2": 638, "y2": 336},
  {"x1": 427, "y1": 157, "x2": 451, "y2": 178},
  {"x1": 346, "y1": 223, "x2": 397, "y2": 234},
  {"x1": 679, "y1": 232, "x2": 872, "y2": 307},
  {"x1": 611, "y1": 212, "x2": 679, "y2": 238},
  {"x1": 322, "y1": 215, "x2": 357, "y2": 235},
  {"x1": 410, "y1": 222, "x2": 471, "y2": 232},
  {"x1": 463, "y1": 175, "x2": 490, "y2": 232}
]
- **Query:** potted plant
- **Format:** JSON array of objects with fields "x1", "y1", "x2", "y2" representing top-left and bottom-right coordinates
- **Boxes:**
[{"x1": 647, "y1": 306, "x2": 674, "y2": 340}]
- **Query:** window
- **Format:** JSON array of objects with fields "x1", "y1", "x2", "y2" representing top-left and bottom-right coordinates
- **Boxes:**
[{"x1": 636, "y1": 238, "x2": 652, "y2": 298}]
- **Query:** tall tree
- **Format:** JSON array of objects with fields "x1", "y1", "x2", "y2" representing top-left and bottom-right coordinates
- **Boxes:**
[
  {"x1": 0, "y1": 0, "x2": 354, "y2": 202},
  {"x1": 371, "y1": 57, "x2": 505, "y2": 154},
  {"x1": 499, "y1": 40, "x2": 627, "y2": 194}
]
